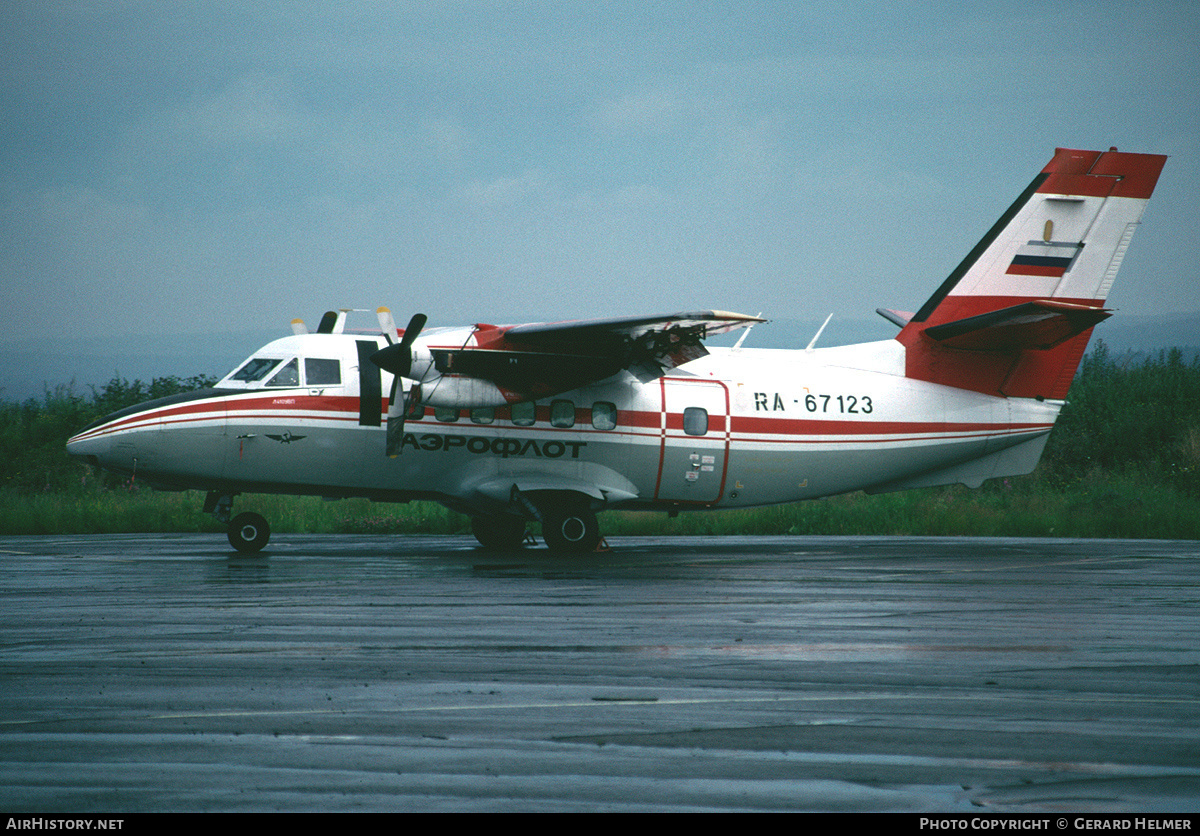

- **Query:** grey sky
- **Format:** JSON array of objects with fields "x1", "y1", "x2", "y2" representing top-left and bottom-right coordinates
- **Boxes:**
[{"x1": 2, "y1": 1, "x2": 1196, "y2": 344}]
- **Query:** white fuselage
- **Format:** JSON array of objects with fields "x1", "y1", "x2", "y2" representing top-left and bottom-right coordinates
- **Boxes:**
[{"x1": 66, "y1": 331, "x2": 1061, "y2": 516}]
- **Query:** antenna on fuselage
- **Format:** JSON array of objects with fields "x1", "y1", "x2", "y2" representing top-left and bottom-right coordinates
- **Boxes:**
[
  {"x1": 732, "y1": 312, "x2": 762, "y2": 350},
  {"x1": 805, "y1": 313, "x2": 833, "y2": 353}
]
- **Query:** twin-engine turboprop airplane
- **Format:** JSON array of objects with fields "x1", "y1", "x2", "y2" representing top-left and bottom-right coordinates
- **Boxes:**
[{"x1": 67, "y1": 147, "x2": 1167, "y2": 553}]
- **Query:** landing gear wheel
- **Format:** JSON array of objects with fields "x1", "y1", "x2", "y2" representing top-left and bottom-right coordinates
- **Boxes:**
[
  {"x1": 471, "y1": 515, "x2": 528, "y2": 550},
  {"x1": 228, "y1": 512, "x2": 270, "y2": 553},
  {"x1": 541, "y1": 506, "x2": 601, "y2": 554}
]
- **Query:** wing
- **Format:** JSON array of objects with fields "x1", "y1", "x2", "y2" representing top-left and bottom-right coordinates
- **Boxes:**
[
  {"x1": 432, "y1": 310, "x2": 765, "y2": 398},
  {"x1": 504, "y1": 309, "x2": 764, "y2": 367},
  {"x1": 504, "y1": 310, "x2": 765, "y2": 342}
]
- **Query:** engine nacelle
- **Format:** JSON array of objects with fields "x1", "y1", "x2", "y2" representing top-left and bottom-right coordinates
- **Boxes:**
[
  {"x1": 408, "y1": 346, "x2": 434, "y2": 381},
  {"x1": 415, "y1": 374, "x2": 510, "y2": 409}
]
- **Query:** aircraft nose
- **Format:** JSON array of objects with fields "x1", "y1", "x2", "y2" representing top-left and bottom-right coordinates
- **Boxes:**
[
  {"x1": 66, "y1": 407, "x2": 128, "y2": 467},
  {"x1": 66, "y1": 426, "x2": 111, "y2": 466}
]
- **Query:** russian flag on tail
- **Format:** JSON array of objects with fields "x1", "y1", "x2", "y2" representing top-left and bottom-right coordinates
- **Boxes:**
[{"x1": 1006, "y1": 240, "x2": 1083, "y2": 277}]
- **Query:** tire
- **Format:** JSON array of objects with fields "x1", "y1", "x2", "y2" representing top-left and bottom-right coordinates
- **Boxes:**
[
  {"x1": 471, "y1": 515, "x2": 528, "y2": 550},
  {"x1": 228, "y1": 512, "x2": 270, "y2": 553},
  {"x1": 541, "y1": 505, "x2": 601, "y2": 554}
]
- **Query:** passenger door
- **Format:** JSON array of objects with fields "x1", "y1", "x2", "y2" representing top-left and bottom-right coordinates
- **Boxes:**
[{"x1": 655, "y1": 378, "x2": 729, "y2": 504}]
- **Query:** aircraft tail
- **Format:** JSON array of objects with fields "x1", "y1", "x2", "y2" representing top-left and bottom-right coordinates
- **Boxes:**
[{"x1": 895, "y1": 148, "x2": 1167, "y2": 400}]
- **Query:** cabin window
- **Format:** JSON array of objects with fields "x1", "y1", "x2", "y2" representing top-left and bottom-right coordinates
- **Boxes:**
[
  {"x1": 266, "y1": 358, "x2": 300, "y2": 387},
  {"x1": 683, "y1": 407, "x2": 709, "y2": 436},
  {"x1": 434, "y1": 406, "x2": 459, "y2": 422},
  {"x1": 305, "y1": 358, "x2": 341, "y2": 386},
  {"x1": 550, "y1": 399, "x2": 575, "y2": 428},
  {"x1": 471, "y1": 407, "x2": 494, "y2": 425},
  {"x1": 592, "y1": 401, "x2": 617, "y2": 431},
  {"x1": 511, "y1": 401, "x2": 536, "y2": 426},
  {"x1": 231, "y1": 357, "x2": 282, "y2": 383}
]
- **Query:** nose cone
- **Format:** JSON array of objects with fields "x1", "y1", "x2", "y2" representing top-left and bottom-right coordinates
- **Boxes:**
[
  {"x1": 66, "y1": 419, "x2": 115, "y2": 466},
  {"x1": 65, "y1": 400, "x2": 151, "y2": 469},
  {"x1": 65, "y1": 387, "x2": 224, "y2": 480}
]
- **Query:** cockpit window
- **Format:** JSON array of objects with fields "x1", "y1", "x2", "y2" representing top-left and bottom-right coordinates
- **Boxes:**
[
  {"x1": 266, "y1": 358, "x2": 300, "y2": 387},
  {"x1": 305, "y1": 358, "x2": 341, "y2": 386},
  {"x1": 224, "y1": 353, "x2": 344, "y2": 389},
  {"x1": 230, "y1": 357, "x2": 283, "y2": 383}
]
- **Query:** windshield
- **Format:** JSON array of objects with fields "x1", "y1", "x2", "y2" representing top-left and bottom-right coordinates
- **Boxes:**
[
  {"x1": 265, "y1": 358, "x2": 300, "y2": 387},
  {"x1": 230, "y1": 357, "x2": 283, "y2": 383}
]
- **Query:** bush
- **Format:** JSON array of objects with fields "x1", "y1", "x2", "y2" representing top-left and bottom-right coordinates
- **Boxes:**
[{"x1": 0, "y1": 375, "x2": 216, "y2": 495}]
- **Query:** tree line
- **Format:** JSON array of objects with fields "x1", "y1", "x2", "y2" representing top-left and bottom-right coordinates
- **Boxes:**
[
  {"x1": 1, "y1": 374, "x2": 216, "y2": 494},
  {"x1": 1040, "y1": 342, "x2": 1200, "y2": 496}
]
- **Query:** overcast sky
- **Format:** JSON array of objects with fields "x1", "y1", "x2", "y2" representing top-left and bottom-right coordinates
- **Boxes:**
[{"x1": 2, "y1": 1, "x2": 1196, "y2": 345}]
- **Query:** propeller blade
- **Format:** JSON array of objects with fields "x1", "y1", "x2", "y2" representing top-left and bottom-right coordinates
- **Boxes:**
[
  {"x1": 370, "y1": 342, "x2": 413, "y2": 377},
  {"x1": 376, "y1": 307, "x2": 398, "y2": 345},
  {"x1": 317, "y1": 311, "x2": 338, "y2": 334},
  {"x1": 400, "y1": 313, "x2": 427, "y2": 349},
  {"x1": 386, "y1": 376, "x2": 405, "y2": 457}
]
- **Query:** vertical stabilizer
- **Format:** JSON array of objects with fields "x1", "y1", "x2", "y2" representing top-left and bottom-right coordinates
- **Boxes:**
[{"x1": 897, "y1": 148, "x2": 1166, "y2": 399}]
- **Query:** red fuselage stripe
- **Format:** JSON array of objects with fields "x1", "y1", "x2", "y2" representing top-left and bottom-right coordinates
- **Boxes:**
[{"x1": 76, "y1": 393, "x2": 1053, "y2": 446}]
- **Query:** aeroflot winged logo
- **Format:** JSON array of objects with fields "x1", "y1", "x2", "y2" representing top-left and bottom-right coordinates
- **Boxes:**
[{"x1": 266, "y1": 432, "x2": 306, "y2": 444}]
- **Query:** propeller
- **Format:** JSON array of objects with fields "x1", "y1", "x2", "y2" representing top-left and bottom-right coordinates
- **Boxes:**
[
  {"x1": 372, "y1": 312, "x2": 426, "y2": 375},
  {"x1": 370, "y1": 312, "x2": 427, "y2": 456}
]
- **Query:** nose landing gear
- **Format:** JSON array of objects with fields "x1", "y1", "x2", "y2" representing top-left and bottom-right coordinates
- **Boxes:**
[
  {"x1": 205, "y1": 492, "x2": 271, "y2": 553},
  {"x1": 228, "y1": 512, "x2": 271, "y2": 553}
]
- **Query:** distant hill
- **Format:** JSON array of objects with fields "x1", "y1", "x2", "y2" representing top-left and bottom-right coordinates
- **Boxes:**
[
  {"x1": 0, "y1": 330, "x2": 276, "y2": 402},
  {"x1": 2, "y1": 312, "x2": 1197, "y2": 403}
]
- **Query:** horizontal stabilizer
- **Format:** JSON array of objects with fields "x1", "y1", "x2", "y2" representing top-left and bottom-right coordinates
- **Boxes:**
[
  {"x1": 923, "y1": 299, "x2": 1112, "y2": 351},
  {"x1": 877, "y1": 308, "x2": 913, "y2": 328}
]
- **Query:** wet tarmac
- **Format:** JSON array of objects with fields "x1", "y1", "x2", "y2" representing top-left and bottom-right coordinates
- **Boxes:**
[{"x1": 1, "y1": 533, "x2": 1198, "y2": 812}]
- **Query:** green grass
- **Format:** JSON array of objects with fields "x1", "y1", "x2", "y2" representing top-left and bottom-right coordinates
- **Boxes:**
[
  {"x1": 0, "y1": 488, "x2": 470, "y2": 537},
  {"x1": 2, "y1": 464, "x2": 1195, "y2": 540},
  {"x1": 603, "y1": 466, "x2": 1200, "y2": 540}
]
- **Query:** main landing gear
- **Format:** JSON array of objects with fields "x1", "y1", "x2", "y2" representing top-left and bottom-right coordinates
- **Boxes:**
[
  {"x1": 228, "y1": 512, "x2": 271, "y2": 553},
  {"x1": 470, "y1": 515, "x2": 530, "y2": 550},
  {"x1": 470, "y1": 491, "x2": 604, "y2": 554},
  {"x1": 206, "y1": 492, "x2": 271, "y2": 553},
  {"x1": 540, "y1": 504, "x2": 602, "y2": 553}
]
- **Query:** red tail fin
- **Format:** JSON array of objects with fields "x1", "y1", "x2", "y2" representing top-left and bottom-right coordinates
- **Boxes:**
[{"x1": 896, "y1": 148, "x2": 1166, "y2": 399}]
